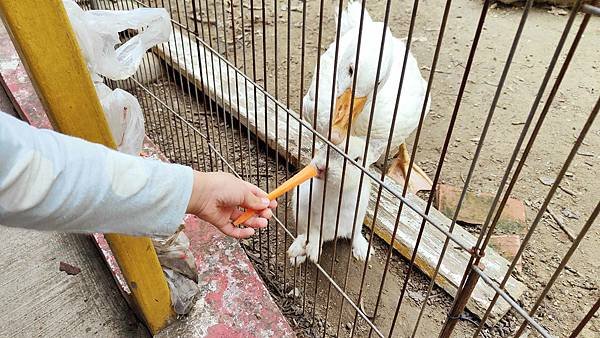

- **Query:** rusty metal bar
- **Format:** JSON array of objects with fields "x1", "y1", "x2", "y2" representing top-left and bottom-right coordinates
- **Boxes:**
[
  {"x1": 471, "y1": 265, "x2": 553, "y2": 338},
  {"x1": 569, "y1": 296, "x2": 600, "y2": 338}
]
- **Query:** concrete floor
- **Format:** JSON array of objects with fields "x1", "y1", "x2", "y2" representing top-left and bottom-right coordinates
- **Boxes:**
[
  {"x1": 0, "y1": 87, "x2": 147, "y2": 337},
  {"x1": 0, "y1": 228, "x2": 148, "y2": 337}
]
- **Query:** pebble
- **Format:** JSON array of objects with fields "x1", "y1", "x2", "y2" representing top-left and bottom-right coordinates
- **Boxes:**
[{"x1": 538, "y1": 176, "x2": 555, "y2": 186}]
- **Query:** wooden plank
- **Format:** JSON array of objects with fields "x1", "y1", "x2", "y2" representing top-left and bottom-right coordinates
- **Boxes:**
[
  {"x1": 0, "y1": 1, "x2": 174, "y2": 333},
  {"x1": 155, "y1": 29, "x2": 526, "y2": 324}
]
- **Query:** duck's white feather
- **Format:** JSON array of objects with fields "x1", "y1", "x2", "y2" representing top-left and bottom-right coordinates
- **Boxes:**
[{"x1": 303, "y1": 4, "x2": 429, "y2": 162}]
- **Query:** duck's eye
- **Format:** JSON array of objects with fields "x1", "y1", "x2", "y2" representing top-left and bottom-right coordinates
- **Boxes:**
[
  {"x1": 349, "y1": 65, "x2": 354, "y2": 76},
  {"x1": 353, "y1": 156, "x2": 361, "y2": 162}
]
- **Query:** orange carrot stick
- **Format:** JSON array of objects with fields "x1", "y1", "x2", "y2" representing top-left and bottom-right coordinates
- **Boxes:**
[{"x1": 233, "y1": 164, "x2": 318, "y2": 226}]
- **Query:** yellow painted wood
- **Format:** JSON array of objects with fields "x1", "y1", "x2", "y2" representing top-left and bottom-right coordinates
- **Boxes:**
[{"x1": 0, "y1": 0, "x2": 174, "y2": 333}]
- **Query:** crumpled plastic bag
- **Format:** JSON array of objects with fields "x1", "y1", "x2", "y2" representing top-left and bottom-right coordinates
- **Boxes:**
[
  {"x1": 151, "y1": 225, "x2": 199, "y2": 283},
  {"x1": 64, "y1": 0, "x2": 199, "y2": 315},
  {"x1": 163, "y1": 268, "x2": 199, "y2": 315},
  {"x1": 153, "y1": 225, "x2": 200, "y2": 315}
]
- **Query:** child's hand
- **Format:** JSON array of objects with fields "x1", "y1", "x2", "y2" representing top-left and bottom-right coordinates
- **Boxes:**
[{"x1": 186, "y1": 171, "x2": 277, "y2": 238}]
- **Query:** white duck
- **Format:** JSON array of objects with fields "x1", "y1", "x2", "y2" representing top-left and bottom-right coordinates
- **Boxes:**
[{"x1": 302, "y1": 1, "x2": 432, "y2": 193}]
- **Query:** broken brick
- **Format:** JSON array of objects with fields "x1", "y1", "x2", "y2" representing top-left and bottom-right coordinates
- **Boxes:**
[
  {"x1": 488, "y1": 235, "x2": 522, "y2": 272},
  {"x1": 435, "y1": 184, "x2": 527, "y2": 236}
]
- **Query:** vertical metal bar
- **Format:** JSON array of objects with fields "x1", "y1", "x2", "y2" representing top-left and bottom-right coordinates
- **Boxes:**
[
  {"x1": 237, "y1": 0, "x2": 252, "y2": 183},
  {"x1": 335, "y1": 1, "x2": 370, "y2": 334},
  {"x1": 296, "y1": 0, "x2": 309, "y2": 313},
  {"x1": 191, "y1": 0, "x2": 218, "y2": 171},
  {"x1": 179, "y1": 0, "x2": 207, "y2": 172},
  {"x1": 272, "y1": 0, "x2": 281, "y2": 284},
  {"x1": 259, "y1": 0, "x2": 271, "y2": 276},
  {"x1": 349, "y1": 0, "x2": 396, "y2": 334},
  {"x1": 321, "y1": 0, "x2": 350, "y2": 334},
  {"x1": 219, "y1": 0, "x2": 239, "y2": 175},
  {"x1": 170, "y1": 1, "x2": 193, "y2": 166},
  {"x1": 226, "y1": 0, "x2": 244, "y2": 178},
  {"x1": 284, "y1": 0, "x2": 293, "y2": 295},
  {"x1": 409, "y1": 1, "x2": 490, "y2": 336},
  {"x1": 569, "y1": 296, "x2": 600, "y2": 338},
  {"x1": 385, "y1": 0, "x2": 455, "y2": 335},
  {"x1": 148, "y1": 0, "x2": 180, "y2": 163},
  {"x1": 309, "y1": 0, "x2": 327, "y2": 324},
  {"x1": 173, "y1": 0, "x2": 201, "y2": 169},
  {"x1": 149, "y1": 0, "x2": 177, "y2": 162},
  {"x1": 202, "y1": 0, "x2": 226, "y2": 170},
  {"x1": 125, "y1": 1, "x2": 167, "y2": 156},
  {"x1": 247, "y1": 0, "x2": 262, "y2": 255},
  {"x1": 237, "y1": 0, "x2": 257, "y2": 251},
  {"x1": 362, "y1": 0, "x2": 420, "y2": 333},
  {"x1": 158, "y1": 0, "x2": 188, "y2": 164},
  {"x1": 209, "y1": 0, "x2": 233, "y2": 171},
  {"x1": 178, "y1": 0, "x2": 207, "y2": 171},
  {"x1": 143, "y1": 0, "x2": 173, "y2": 162}
]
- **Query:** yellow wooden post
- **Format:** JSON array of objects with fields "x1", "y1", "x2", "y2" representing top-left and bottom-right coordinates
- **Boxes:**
[{"x1": 0, "y1": 0, "x2": 174, "y2": 333}]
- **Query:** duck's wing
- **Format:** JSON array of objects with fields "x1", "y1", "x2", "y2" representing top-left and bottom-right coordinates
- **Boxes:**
[
  {"x1": 365, "y1": 37, "x2": 430, "y2": 145},
  {"x1": 302, "y1": 40, "x2": 337, "y2": 135}
]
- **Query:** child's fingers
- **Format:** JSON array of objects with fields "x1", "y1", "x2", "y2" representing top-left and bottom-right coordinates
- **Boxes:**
[
  {"x1": 258, "y1": 208, "x2": 273, "y2": 219},
  {"x1": 220, "y1": 222, "x2": 256, "y2": 239},
  {"x1": 231, "y1": 210, "x2": 268, "y2": 228}
]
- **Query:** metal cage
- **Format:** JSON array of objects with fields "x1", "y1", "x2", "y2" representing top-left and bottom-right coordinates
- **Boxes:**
[{"x1": 92, "y1": 0, "x2": 598, "y2": 337}]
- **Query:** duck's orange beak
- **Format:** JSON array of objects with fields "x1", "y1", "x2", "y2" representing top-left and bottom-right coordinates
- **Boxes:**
[{"x1": 331, "y1": 88, "x2": 367, "y2": 145}]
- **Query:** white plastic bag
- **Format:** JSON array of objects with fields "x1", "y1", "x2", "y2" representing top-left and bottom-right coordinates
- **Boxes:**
[
  {"x1": 64, "y1": 0, "x2": 170, "y2": 155},
  {"x1": 63, "y1": 0, "x2": 171, "y2": 80},
  {"x1": 95, "y1": 82, "x2": 145, "y2": 155}
]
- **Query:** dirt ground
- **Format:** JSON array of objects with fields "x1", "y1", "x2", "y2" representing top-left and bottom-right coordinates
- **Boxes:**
[{"x1": 118, "y1": 0, "x2": 599, "y2": 337}]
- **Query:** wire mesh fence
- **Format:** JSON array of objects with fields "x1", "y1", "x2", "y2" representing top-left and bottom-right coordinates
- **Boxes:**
[{"x1": 90, "y1": 0, "x2": 598, "y2": 337}]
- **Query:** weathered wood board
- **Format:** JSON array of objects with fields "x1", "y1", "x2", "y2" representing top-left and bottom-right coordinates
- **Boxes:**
[{"x1": 153, "y1": 29, "x2": 526, "y2": 324}]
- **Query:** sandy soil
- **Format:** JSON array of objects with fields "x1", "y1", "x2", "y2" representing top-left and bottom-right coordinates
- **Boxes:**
[{"x1": 122, "y1": 0, "x2": 599, "y2": 337}]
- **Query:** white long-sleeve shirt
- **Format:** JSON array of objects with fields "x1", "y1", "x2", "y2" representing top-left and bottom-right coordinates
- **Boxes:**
[{"x1": 0, "y1": 111, "x2": 192, "y2": 236}]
